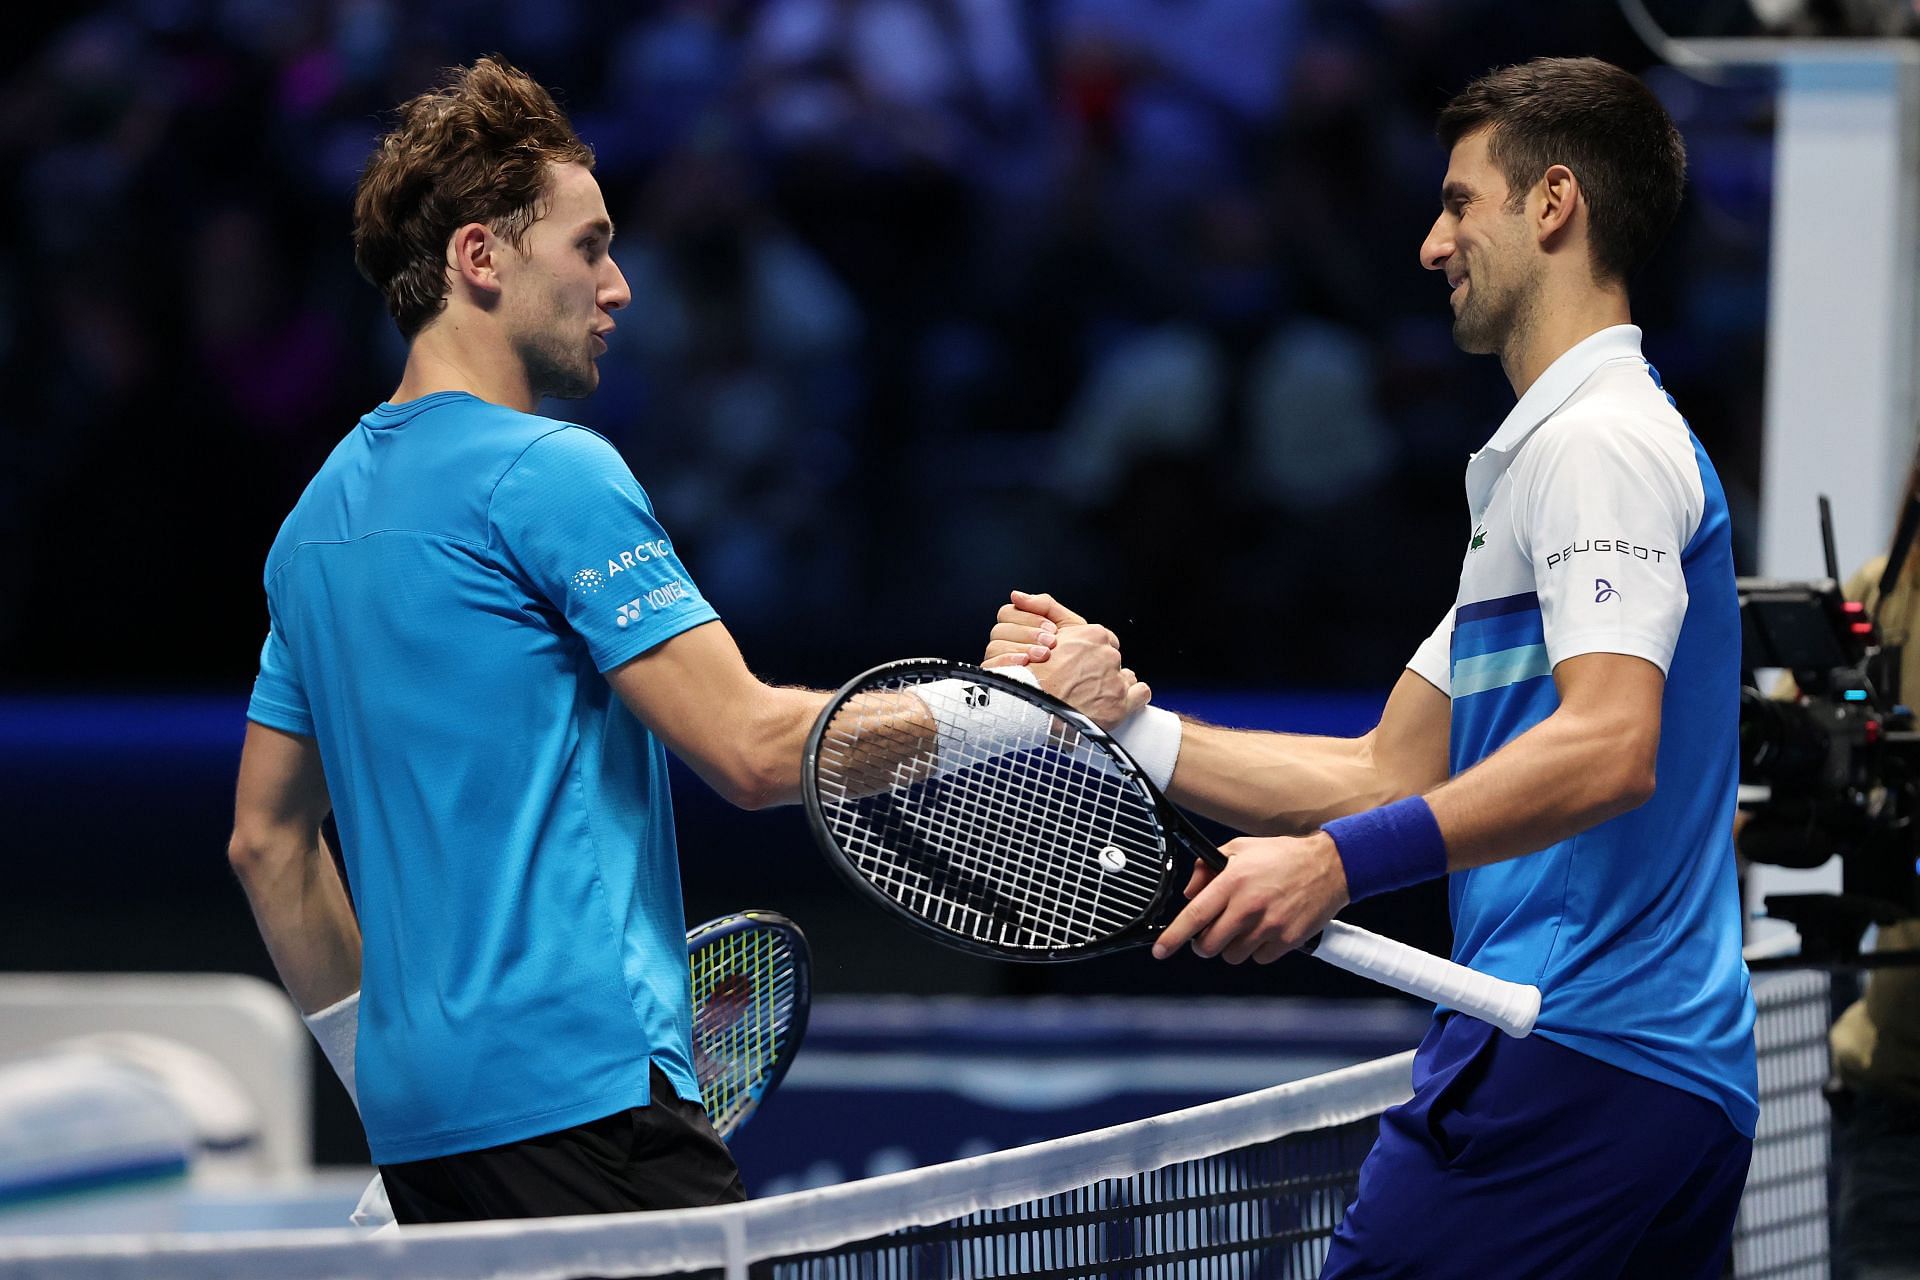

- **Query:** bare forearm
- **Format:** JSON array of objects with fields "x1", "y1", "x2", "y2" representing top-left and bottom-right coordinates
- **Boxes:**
[
  {"x1": 230, "y1": 834, "x2": 362, "y2": 1013},
  {"x1": 1426, "y1": 710, "x2": 1655, "y2": 872},
  {"x1": 727, "y1": 685, "x2": 833, "y2": 809},
  {"x1": 743, "y1": 685, "x2": 972, "y2": 805},
  {"x1": 1169, "y1": 720, "x2": 1405, "y2": 836}
]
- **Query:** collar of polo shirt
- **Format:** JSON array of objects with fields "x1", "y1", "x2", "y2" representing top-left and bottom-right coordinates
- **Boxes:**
[
  {"x1": 1475, "y1": 324, "x2": 1648, "y2": 459},
  {"x1": 1462, "y1": 324, "x2": 1652, "y2": 519}
]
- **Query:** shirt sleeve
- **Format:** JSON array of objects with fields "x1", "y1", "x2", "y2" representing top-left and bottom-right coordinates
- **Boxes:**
[
  {"x1": 1510, "y1": 412, "x2": 1703, "y2": 675},
  {"x1": 1406, "y1": 609, "x2": 1453, "y2": 695},
  {"x1": 488, "y1": 427, "x2": 719, "y2": 672},
  {"x1": 247, "y1": 625, "x2": 316, "y2": 737}
]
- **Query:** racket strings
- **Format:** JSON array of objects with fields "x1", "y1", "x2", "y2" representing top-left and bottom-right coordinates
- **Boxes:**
[
  {"x1": 824, "y1": 739, "x2": 1132, "y2": 946},
  {"x1": 832, "y1": 733, "x2": 1164, "y2": 940},
  {"x1": 816, "y1": 674, "x2": 1167, "y2": 952},
  {"x1": 916, "y1": 738, "x2": 1151, "y2": 941},
  {"x1": 690, "y1": 923, "x2": 799, "y2": 1135}
]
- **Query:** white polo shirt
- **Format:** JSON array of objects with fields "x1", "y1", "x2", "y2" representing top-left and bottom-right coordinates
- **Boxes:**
[{"x1": 1407, "y1": 325, "x2": 1757, "y2": 1136}]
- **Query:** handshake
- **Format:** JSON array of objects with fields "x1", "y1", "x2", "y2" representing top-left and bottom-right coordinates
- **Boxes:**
[{"x1": 981, "y1": 589, "x2": 1153, "y2": 731}]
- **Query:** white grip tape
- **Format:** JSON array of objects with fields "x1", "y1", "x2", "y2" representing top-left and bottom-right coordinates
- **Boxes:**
[{"x1": 1313, "y1": 921, "x2": 1541, "y2": 1038}]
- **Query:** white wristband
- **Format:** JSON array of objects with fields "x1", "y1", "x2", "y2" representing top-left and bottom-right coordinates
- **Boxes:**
[
  {"x1": 1111, "y1": 704, "x2": 1181, "y2": 791},
  {"x1": 915, "y1": 668, "x2": 1051, "y2": 767},
  {"x1": 303, "y1": 989, "x2": 360, "y2": 1111}
]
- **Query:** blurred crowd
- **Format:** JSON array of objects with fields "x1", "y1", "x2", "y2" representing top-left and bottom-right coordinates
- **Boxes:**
[{"x1": 0, "y1": 0, "x2": 1774, "y2": 691}]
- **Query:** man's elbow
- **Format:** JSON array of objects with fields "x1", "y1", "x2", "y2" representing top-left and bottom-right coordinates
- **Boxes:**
[
  {"x1": 720, "y1": 773, "x2": 781, "y2": 812},
  {"x1": 1613, "y1": 764, "x2": 1657, "y2": 814},
  {"x1": 713, "y1": 689, "x2": 813, "y2": 810},
  {"x1": 227, "y1": 830, "x2": 279, "y2": 884},
  {"x1": 1594, "y1": 746, "x2": 1658, "y2": 819},
  {"x1": 715, "y1": 752, "x2": 795, "y2": 812}
]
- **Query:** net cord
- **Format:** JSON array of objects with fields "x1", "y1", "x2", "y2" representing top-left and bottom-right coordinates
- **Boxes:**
[{"x1": 0, "y1": 1052, "x2": 1416, "y2": 1280}]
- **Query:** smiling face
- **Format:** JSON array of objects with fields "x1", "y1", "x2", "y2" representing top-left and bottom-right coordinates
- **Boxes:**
[
  {"x1": 1419, "y1": 128, "x2": 1541, "y2": 357},
  {"x1": 498, "y1": 161, "x2": 631, "y2": 401}
]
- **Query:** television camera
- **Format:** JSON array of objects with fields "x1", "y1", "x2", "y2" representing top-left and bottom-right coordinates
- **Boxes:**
[{"x1": 1738, "y1": 499, "x2": 1920, "y2": 962}]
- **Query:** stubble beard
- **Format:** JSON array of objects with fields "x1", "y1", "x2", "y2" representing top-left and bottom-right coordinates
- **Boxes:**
[
  {"x1": 1450, "y1": 240, "x2": 1542, "y2": 362},
  {"x1": 513, "y1": 306, "x2": 599, "y2": 402}
]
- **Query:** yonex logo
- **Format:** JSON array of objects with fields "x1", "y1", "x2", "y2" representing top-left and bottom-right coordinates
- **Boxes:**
[
  {"x1": 572, "y1": 568, "x2": 606, "y2": 596},
  {"x1": 614, "y1": 580, "x2": 693, "y2": 627},
  {"x1": 962, "y1": 684, "x2": 992, "y2": 709},
  {"x1": 1595, "y1": 578, "x2": 1619, "y2": 603}
]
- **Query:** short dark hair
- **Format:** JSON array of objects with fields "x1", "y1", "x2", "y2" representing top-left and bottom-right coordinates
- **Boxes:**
[
  {"x1": 352, "y1": 56, "x2": 594, "y2": 339},
  {"x1": 1437, "y1": 57, "x2": 1685, "y2": 283}
]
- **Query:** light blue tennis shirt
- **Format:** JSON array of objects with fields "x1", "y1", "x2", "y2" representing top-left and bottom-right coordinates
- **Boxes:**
[
  {"x1": 246, "y1": 391, "x2": 719, "y2": 1163},
  {"x1": 1407, "y1": 327, "x2": 1759, "y2": 1136}
]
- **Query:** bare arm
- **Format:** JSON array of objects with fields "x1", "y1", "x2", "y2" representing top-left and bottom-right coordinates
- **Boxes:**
[
  {"x1": 605, "y1": 620, "x2": 828, "y2": 811},
  {"x1": 617, "y1": 615, "x2": 1147, "y2": 810},
  {"x1": 1158, "y1": 651, "x2": 1664, "y2": 962},
  {"x1": 985, "y1": 591, "x2": 1449, "y2": 833},
  {"x1": 228, "y1": 723, "x2": 361, "y2": 1014},
  {"x1": 1169, "y1": 668, "x2": 1452, "y2": 834},
  {"x1": 1421, "y1": 651, "x2": 1659, "y2": 870}
]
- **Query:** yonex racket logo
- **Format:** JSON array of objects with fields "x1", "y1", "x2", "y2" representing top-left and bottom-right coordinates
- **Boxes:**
[{"x1": 963, "y1": 684, "x2": 992, "y2": 709}]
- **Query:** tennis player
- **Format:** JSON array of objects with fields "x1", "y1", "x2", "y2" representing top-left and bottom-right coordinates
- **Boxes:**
[
  {"x1": 989, "y1": 58, "x2": 1756, "y2": 1278},
  {"x1": 225, "y1": 56, "x2": 1140, "y2": 1225}
]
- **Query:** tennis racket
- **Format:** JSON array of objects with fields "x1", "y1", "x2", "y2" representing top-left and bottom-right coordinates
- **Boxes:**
[
  {"x1": 802, "y1": 659, "x2": 1539, "y2": 1038},
  {"x1": 352, "y1": 910, "x2": 810, "y2": 1229},
  {"x1": 685, "y1": 910, "x2": 811, "y2": 1139}
]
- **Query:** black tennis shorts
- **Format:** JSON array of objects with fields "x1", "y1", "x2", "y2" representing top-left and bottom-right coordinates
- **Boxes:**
[{"x1": 379, "y1": 1063, "x2": 747, "y2": 1224}]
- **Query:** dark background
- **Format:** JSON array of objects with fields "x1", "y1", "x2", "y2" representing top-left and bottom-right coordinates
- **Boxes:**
[{"x1": 0, "y1": 0, "x2": 1777, "y2": 1161}]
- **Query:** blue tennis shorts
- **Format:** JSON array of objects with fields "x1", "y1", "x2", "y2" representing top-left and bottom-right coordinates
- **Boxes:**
[{"x1": 1321, "y1": 1013, "x2": 1752, "y2": 1279}]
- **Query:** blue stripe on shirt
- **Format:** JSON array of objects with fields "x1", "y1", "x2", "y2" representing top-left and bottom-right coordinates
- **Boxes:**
[
  {"x1": 1452, "y1": 644, "x2": 1552, "y2": 698},
  {"x1": 1456, "y1": 591, "x2": 1540, "y2": 623}
]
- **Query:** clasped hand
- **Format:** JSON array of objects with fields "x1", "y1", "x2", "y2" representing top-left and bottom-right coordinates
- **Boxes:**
[
  {"x1": 980, "y1": 589, "x2": 1149, "y2": 729},
  {"x1": 981, "y1": 589, "x2": 1348, "y2": 963}
]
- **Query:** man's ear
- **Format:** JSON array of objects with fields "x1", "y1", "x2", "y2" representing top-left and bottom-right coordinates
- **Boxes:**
[
  {"x1": 1534, "y1": 163, "x2": 1580, "y2": 246},
  {"x1": 446, "y1": 223, "x2": 505, "y2": 303}
]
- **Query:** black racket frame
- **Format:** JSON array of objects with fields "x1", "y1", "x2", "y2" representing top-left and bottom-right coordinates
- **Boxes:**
[{"x1": 802, "y1": 658, "x2": 1231, "y2": 963}]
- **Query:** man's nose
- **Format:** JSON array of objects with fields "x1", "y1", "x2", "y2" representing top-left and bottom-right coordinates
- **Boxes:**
[
  {"x1": 603, "y1": 259, "x2": 631, "y2": 311},
  {"x1": 1419, "y1": 216, "x2": 1452, "y2": 273}
]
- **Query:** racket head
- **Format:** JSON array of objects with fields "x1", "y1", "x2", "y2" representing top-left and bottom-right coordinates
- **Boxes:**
[
  {"x1": 684, "y1": 910, "x2": 811, "y2": 1140},
  {"x1": 802, "y1": 658, "x2": 1185, "y2": 962}
]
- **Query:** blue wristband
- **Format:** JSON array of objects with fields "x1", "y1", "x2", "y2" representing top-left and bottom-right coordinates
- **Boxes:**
[{"x1": 1322, "y1": 796, "x2": 1448, "y2": 902}]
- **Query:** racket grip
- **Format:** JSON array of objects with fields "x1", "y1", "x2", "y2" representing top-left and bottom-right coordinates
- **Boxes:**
[{"x1": 1309, "y1": 920, "x2": 1541, "y2": 1038}]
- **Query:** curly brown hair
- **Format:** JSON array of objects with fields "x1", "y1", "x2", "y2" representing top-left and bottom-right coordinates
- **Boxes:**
[{"x1": 352, "y1": 56, "x2": 594, "y2": 339}]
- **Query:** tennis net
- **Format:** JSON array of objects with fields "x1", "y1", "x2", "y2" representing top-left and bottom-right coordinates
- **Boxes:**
[
  {"x1": 0, "y1": 975, "x2": 1832, "y2": 1280},
  {"x1": 1732, "y1": 968, "x2": 1833, "y2": 1280}
]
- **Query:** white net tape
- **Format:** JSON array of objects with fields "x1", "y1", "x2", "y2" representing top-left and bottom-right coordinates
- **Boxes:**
[
  {"x1": 0, "y1": 1053, "x2": 1416, "y2": 1280},
  {"x1": 0, "y1": 967, "x2": 1837, "y2": 1280}
]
